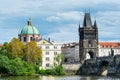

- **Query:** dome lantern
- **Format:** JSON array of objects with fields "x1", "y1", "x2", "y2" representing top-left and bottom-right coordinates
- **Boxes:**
[{"x1": 27, "y1": 18, "x2": 32, "y2": 26}]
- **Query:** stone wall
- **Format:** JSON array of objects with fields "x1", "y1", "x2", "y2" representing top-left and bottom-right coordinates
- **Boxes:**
[
  {"x1": 62, "y1": 63, "x2": 81, "y2": 75},
  {"x1": 62, "y1": 63, "x2": 81, "y2": 71}
]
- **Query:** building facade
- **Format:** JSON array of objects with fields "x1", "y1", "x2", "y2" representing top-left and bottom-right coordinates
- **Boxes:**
[
  {"x1": 79, "y1": 13, "x2": 98, "y2": 63},
  {"x1": 99, "y1": 42, "x2": 120, "y2": 57},
  {"x1": 37, "y1": 39, "x2": 62, "y2": 69},
  {"x1": 62, "y1": 42, "x2": 120, "y2": 63},
  {"x1": 62, "y1": 42, "x2": 79, "y2": 63},
  {"x1": 19, "y1": 19, "x2": 62, "y2": 69}
]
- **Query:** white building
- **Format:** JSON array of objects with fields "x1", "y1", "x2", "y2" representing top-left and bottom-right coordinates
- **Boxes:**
[
  {"x1": 37, "y1": 39, "x2": 62, "y2": 69},
  {"x1": 19, "y1": 19, "x2": 62, "y2": 69},
  {"x1": 62, "y1": 42, "x2": 120, "y2": 63},
  {"x1": 99, "y1": 42, "x2": 120, "y2": 57}
]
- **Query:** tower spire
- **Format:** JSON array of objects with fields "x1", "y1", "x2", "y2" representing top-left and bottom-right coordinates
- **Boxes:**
[
  {"x1": 78, "y1": 24, "x2": 80, "y2": 32},
  {"x1": 94, "y1": 20, "x2": 97, "y2": 28},
  {"x1": 83, "y1": 13, "x2": 92, "y2": 27}
]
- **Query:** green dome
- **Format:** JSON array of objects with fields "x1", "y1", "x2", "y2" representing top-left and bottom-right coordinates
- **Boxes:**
[
  {"x1": 20, "y1": 19, "x2": 39, "y2": 35},
  {"x1": 21, "y1": 25, "x2": 39, "y2": 35}
]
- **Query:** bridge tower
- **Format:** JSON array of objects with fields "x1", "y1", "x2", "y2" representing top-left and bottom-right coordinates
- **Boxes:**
[{"x1": 79, "y1": 13, "x2": 99, "y2": 63}]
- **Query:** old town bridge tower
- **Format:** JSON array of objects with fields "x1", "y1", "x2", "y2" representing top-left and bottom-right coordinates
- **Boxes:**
[{"x1": 79, "y1": 13, "x2": 98, "y2": 63}]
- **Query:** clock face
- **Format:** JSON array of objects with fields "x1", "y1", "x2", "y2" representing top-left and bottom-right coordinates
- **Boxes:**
[{"x1": 84, "y1": 33, "x2": 96, "y2": 39}]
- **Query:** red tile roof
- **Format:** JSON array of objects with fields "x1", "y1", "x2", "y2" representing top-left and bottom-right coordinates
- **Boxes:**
[{"x1": 99, "y1": 42, "x2": 120, "y2": 48}]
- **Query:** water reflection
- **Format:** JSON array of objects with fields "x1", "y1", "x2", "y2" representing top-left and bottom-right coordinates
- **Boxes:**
[
  {"x1": 39, "y1": 76, "x2": 80, "y2": 80},
  {"x1": 0, "y1": 75, "x2": 120, "y2": 80}
]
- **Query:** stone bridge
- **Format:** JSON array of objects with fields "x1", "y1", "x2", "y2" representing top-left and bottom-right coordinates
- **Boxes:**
[{"x1": 79, "y1": 55, "x2": 120, "y2": 76}]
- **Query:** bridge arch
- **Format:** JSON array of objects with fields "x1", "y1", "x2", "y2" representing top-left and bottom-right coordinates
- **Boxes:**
[
  {"x1": 100, "y1": 60, "x2": 109, "y2": 67},
  {"x1": 86, "y1": 50, "x2": 95, "y2": 59}
]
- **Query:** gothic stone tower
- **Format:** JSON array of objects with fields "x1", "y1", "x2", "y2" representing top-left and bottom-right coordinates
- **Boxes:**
[{"x1": 79, "y1": 13, "x2": 98, "y2": 63}]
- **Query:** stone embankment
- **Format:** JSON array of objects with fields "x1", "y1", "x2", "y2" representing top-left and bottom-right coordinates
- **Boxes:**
[{"x1": 62, "y1": 63, "x2": 81, "y2": 75}]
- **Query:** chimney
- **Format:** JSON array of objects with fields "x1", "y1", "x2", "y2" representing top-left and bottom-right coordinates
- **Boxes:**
[{"x1": 48, "y1": 38, "x2": 50, "y2": 42}]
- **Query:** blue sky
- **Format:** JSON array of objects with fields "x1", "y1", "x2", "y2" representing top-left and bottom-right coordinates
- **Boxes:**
[{"x1": 0, "y1": 0, "x2": 120, "y2": 44}]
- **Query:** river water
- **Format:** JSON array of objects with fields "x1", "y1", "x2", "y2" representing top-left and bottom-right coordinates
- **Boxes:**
[{"x1": 0, "y1": 75, "x2": 120, "y2": 80}]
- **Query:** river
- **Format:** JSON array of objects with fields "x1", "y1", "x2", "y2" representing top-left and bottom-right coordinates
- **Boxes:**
[{"x1": 0, "y1": 75, "x2": 120, "y2": 80}]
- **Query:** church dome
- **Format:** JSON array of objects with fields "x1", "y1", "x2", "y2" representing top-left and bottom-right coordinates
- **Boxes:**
[{"x1": 20, "y1": 19, "x2": 39, "y2": 35}]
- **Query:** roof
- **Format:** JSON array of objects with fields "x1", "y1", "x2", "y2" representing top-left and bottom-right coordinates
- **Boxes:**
[
  {"x1": 99, "y1": 42, "x2": 120, "y2": 48},
  {"x1": 20, "y1": 19, "x2": 39, "y2": 35},
  {"x1": 83, "y1": 13, "x2": 92, "y2": 27},
  {"x1": 62, "y1": 42, "x2": 79, "y2": 48}
]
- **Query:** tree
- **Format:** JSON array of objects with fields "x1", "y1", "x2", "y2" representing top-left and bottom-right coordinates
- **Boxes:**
[
  {"x1": 1, "y1": 38, "x2": 24, "y2": 59},
  {"x1": 24, "y1": 41, "x2": 42, "y2": 64},
  {"x1": 54, "y1": 53, "x2": 65, "y2": 66}
]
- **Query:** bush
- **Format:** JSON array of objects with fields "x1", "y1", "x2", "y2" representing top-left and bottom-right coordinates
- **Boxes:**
[
  {"x1": 54, "y1": 65, "x2": 66, "y2": 75},
  {"x1": 0, "y1": 54, "x2": 35, "y2": 76},
  {"x1": 39, "y1": 65, "x2": 65, "y2": 75}
]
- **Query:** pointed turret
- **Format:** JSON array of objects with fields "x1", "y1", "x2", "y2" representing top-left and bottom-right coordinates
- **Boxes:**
[
  {"x1": 94, "y1": 20, "x2": 97, "y2": 28},
  {"x1": 78, "y1": 24, "x2": 80, "y2": 33},
  {"x1": 83, "y1": 13, "x2": 92, "y2": 27}
]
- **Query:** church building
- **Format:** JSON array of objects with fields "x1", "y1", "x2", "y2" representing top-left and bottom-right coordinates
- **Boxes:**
[{"x1": 19, "y1": 19, "x2": 62, "y2": 69}]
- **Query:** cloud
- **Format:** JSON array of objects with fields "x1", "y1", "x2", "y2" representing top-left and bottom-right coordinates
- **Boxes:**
[
  {"x1": 95, "y1": 11, "x2": 120, "y2": 41},
  {"x1": 0, "y1": 0, "x2": 120, "y2": 43},
  {"x1": 44, "y1": 10, "x2": 120, "y2": 43},
  {"x1": 45, "y1": 11, "x2": 84, "y2": 22},
  {"x1": 43, "y1": 24, "x2": 79, "y2": 43}
]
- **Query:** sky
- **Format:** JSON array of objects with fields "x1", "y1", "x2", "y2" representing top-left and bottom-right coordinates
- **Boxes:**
[{"x1": 0, "y1": 0, "x2": 120, "y2": 44}]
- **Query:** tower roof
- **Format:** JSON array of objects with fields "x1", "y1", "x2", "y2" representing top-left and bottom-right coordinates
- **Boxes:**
[
  {"x1": 20, "y1": 19, "x2": 39, "y2": 35},
  {"x1": 83, "y1": 13, "x2": 92, "y2": 27}
]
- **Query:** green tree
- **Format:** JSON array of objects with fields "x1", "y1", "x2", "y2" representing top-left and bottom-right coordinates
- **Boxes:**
[
  {"x1": 55, "y1": 53, "x2": 65, "y2": 66},
  {"x1": 1, "y1": 38, "x2": 24, "y2": 59},
  {"x1": 24, "y1": 41, "x2": 42, "y2": 64}
]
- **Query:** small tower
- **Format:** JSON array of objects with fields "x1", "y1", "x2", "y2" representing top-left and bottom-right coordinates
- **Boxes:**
[{"x1": 79, "y1": 13, "x2": 98, "y2": 63}]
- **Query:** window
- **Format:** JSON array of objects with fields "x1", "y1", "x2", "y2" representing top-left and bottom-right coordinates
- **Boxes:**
[
  {"x1": 39, "y1": 46, "x2": 42, "y2": 49},
  {"x1": 46, "y1": 63, "x2": 50, "y2": 67},
  {"x1": 46, "y1": 52, "x2": 49, "y2": 55},
  {"x1": 23, "y1": 37, "x2": 26, "y2": 42},
  {"x1": 36, "y1": 37, "x2": 38, "y2": 40},
  {"x1": 110, "y1": 45, "x2": 112, "y2": 48},
  {"x1": 30, "y1": 37, "x2": 33, "y2": 41},
  {"x1": 54, "y1": 57, "x2": 56, "y2": 60},
  {"x1": 102, "y1": 45, "x2": 104, "y2": 48},
  {"x1": 106, "y1": 45, "x2": 108, "y2": 48},
  {"x1": 46, "y1": 46, "x2": 49, "y2": 49},
  {"x1": 46, "y1": 57, "x2": 49, "y2": 61},
  {"x1": 54, "y1": 46, "x2": 57, "y2": 49},
  {"x1": 54, "y1": 52, "x2": 57, "y2": 55},
  {"x1": 88, "y1": 41, "x2": 92, "y2": 47}
]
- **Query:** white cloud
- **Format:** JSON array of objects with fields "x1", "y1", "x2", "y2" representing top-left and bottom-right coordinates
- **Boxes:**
[
  {"x1": 43, "y1": 24, "x2": 79, "y2": 43},
  {"x1": 46, "y1": 11, "x2": 84, "y2": 22},
  {"x1": 0, "y1": 0, "x2": 120, "y2": 43},
  {"x1": 95, "y1": 11, "x2": 120, "y2": 41}
]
